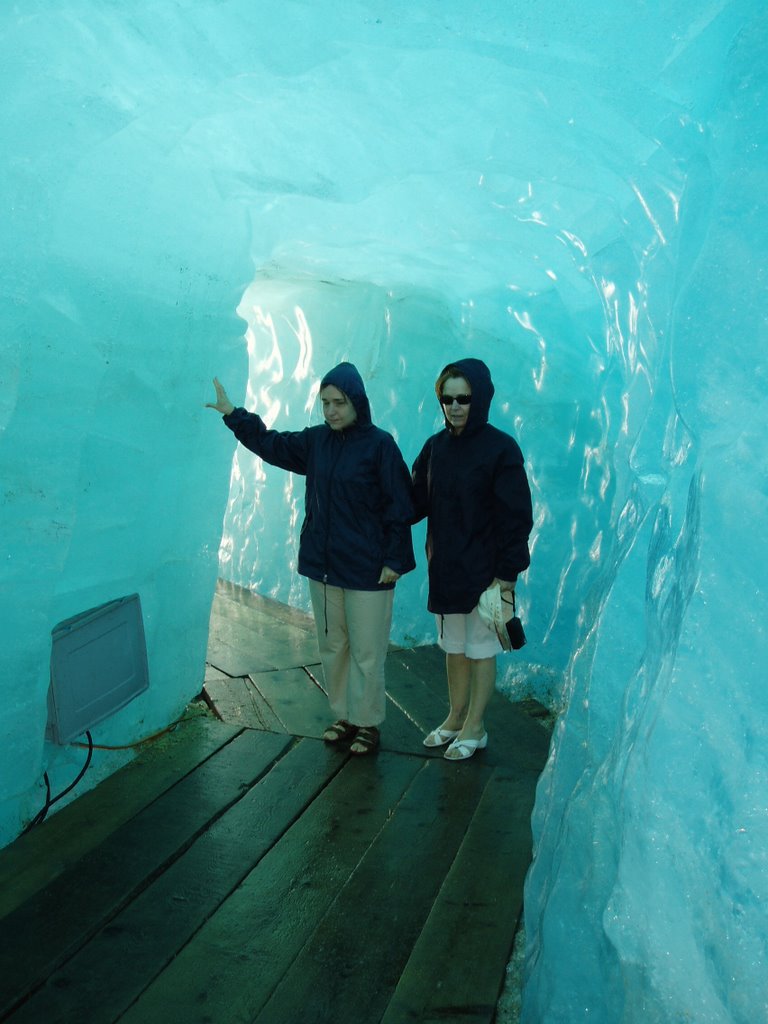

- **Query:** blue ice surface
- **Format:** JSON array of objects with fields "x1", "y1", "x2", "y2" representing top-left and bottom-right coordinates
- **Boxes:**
[{"x1": 1, "y1": 1, "x2": 767, "y2": 1019}]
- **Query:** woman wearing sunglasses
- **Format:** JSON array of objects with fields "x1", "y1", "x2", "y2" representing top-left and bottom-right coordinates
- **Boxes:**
[
  {"x1": 207, "y1": 363, "x2": 416, "y2": 756},
  {"x1": 411, "y1": 358, "x2": 533, "y2": 760}
]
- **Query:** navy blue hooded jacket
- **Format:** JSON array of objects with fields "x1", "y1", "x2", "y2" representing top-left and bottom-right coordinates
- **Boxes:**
[
  {"x1": 223, "y1": 362, "x2": 416, "y2": 591},
  {"x1": 411, "y1": 358, "x2": 533, "y2": 615}
]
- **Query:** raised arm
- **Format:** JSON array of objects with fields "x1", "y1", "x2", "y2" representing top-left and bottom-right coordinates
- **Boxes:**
[{"x1": 207, "y1": 377, "x2": 311, "y2": 474}]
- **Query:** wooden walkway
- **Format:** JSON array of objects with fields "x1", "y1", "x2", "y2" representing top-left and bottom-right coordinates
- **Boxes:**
[{"x1": 0, "y1": 581, "x2": 551, "y2": 1024}]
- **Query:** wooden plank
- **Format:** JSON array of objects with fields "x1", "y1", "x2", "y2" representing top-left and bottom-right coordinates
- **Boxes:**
[
  {"x1": 117, "y1": 750, "x2": 424, "y2": 1024},
  {"x1": 389, "y1": 645, "x2": 449, "y2": 701},
  {"x1": 480, "y1": 699, "x2": 552, "y2": 773},
  {"x1": 385, "y1": 646, "x2": 451, "y2": 735},
  {"x1": 0, "y1": 730, "x2": 291, "y2": 1018},
  {"x1": 253, "y1": 757, "x2": 495, "y2": 1024},
  {"x1": 384, "y1": 647, "x2": 552, "y2": 773},
  {"x1": 206, "y1": 634, "x2": 320, "y2": 677},
  {"x1": 207, "y1": 594, "x2": 320, "y2": 675},
  {"x1": 7, "y1": 738, "x2": 345, "y2": 1024},
  {"x1": 380, "y1": 767, "x2": 540, "y2": 1024},
  {"x1": 206, "y1": 621, "x2": 318, "y2": 676},
  {"x1": 203, "y1": 670, "x2": 286, "y2": 733},
  {"x1": 378, "y1": 695, "x2": 433, "y2": 755},
  {"x1": 214, "y1": 579, "x2": 315, "y2": 632},
  {"x1": 207, "y1": 654, "x2": 430, "y2": 754},
  {"x1": 0, "y1": 715, "x2": 241, "y2": 920},
  {"x1": 247, "y1": 666, "x2": 337, "y2": 739},
  {"x1": 209, "y1": 595, "x2": 313, "y2": 642}
]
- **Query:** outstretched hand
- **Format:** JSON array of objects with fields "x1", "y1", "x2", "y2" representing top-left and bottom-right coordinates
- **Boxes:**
[{"x1": 205, "y1": 377, "x2": 235, "y2": 416}]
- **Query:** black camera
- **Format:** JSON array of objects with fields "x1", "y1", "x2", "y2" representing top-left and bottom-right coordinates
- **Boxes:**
[{"x1": 506, "y1": 615, "x2": 526, "y2": 650}]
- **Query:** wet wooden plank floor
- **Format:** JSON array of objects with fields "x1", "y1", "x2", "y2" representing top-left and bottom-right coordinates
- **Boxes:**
[{"x1": 0, "y1": 580, "x2": 551, "y2": 1024}]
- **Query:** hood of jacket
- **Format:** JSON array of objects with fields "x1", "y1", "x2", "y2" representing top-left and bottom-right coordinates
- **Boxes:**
[
  {"x1": 438, "y1": 357, "x2": 494, "y2": 438},
  {"x1": 320, "y1": 361, "x2": 372, "y2": 428}
]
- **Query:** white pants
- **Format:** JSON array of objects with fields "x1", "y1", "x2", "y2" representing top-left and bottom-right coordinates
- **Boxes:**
[
  {"x1": 308, "y1": 580, "x2": 394, "y2": 727},
  {"x1": 435, "y1": 606, "x2": 503, "y2": 659}
]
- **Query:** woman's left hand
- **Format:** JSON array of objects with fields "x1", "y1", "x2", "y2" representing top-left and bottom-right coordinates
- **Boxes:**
[
  {"x1": 205, "y1": 377, "x2": 235, "y2": 416},
  {"x1": 494, "y1": 577, "x2": 516, "y2": 594},
  {"x1": 379, "y1": 566, "x2": 401, "y2": 585}
]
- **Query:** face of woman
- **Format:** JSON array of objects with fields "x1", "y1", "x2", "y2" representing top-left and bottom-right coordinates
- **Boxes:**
[
  {"x1": 440, "y1": 376, "x2": 472, "y2": 435},
  {"x1": 321, "y1": 385, "x2": 358, "y2": 431}
]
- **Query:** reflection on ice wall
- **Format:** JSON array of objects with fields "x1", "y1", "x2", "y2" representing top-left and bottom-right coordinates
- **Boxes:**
[
  {"x1": 1, "y1": 1, "x2": 766, "y2": 1020},
  {"x1": 517, "y1": 11, "x2": 768, "y2": 1019}
]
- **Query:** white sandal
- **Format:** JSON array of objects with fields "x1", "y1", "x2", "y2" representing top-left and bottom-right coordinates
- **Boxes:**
[
  {"x1": 423, "y1": 726, "x2": 461, "y2": 748},
  {"x1": 444, "y1": 733, "x2": 488, "y2": 760}
]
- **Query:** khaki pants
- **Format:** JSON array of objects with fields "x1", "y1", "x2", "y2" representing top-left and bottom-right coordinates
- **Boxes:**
[{"x1": 308, "y1": 580, "x2": 394, "y2": 727}]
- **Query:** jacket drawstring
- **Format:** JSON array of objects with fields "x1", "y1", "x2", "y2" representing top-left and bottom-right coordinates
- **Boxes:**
[{"x1": 320, "y1": 436, "x2": 344, "y2": 630}]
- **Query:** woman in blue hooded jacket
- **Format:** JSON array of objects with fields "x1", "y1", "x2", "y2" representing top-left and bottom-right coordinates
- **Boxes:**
[
  {"x1": 208, "y1": 363, "x2": 415, "y2": 755},
  {"x1": 411, "y1": 358, "x2": 533, "y2": 760}
]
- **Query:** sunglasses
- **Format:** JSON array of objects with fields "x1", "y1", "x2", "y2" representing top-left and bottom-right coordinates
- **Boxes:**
[{"x1": 439, "y1": 394, "x2": 472, "y2": 406}]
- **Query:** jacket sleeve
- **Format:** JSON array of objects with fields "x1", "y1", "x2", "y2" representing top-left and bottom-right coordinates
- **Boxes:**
[
  {"x1": 223, "y1": 408, "x2": 311, "y2": 475},
  {"x1": 410, "y1": 439, "x2": 432, "y2": 524},
  {"x1": 378, "y1": 436, "x2": 417, "y2": 576},
  {"x1": 492, "y1": 440, "x2": 533, "y2": 580}
]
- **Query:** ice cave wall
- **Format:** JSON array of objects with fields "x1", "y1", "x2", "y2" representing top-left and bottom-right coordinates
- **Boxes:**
[
  {"x1": 520, "y1": 12, "x2": 768, "y2": 1023},
  {"x1": 1, "y1": 1, "x2": 767, "y2": 1020},
  {"x1": 1, "y1": 2, "x2": 253, "y2": 844}
]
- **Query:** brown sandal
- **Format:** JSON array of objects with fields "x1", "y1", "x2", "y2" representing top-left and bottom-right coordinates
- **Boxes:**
[
  {"x1": 350, "y1": 726, "x2": 380, "y2": 756},
  {"x1": 323, "y1": 720, "x2": 357, "y2": 744}
]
